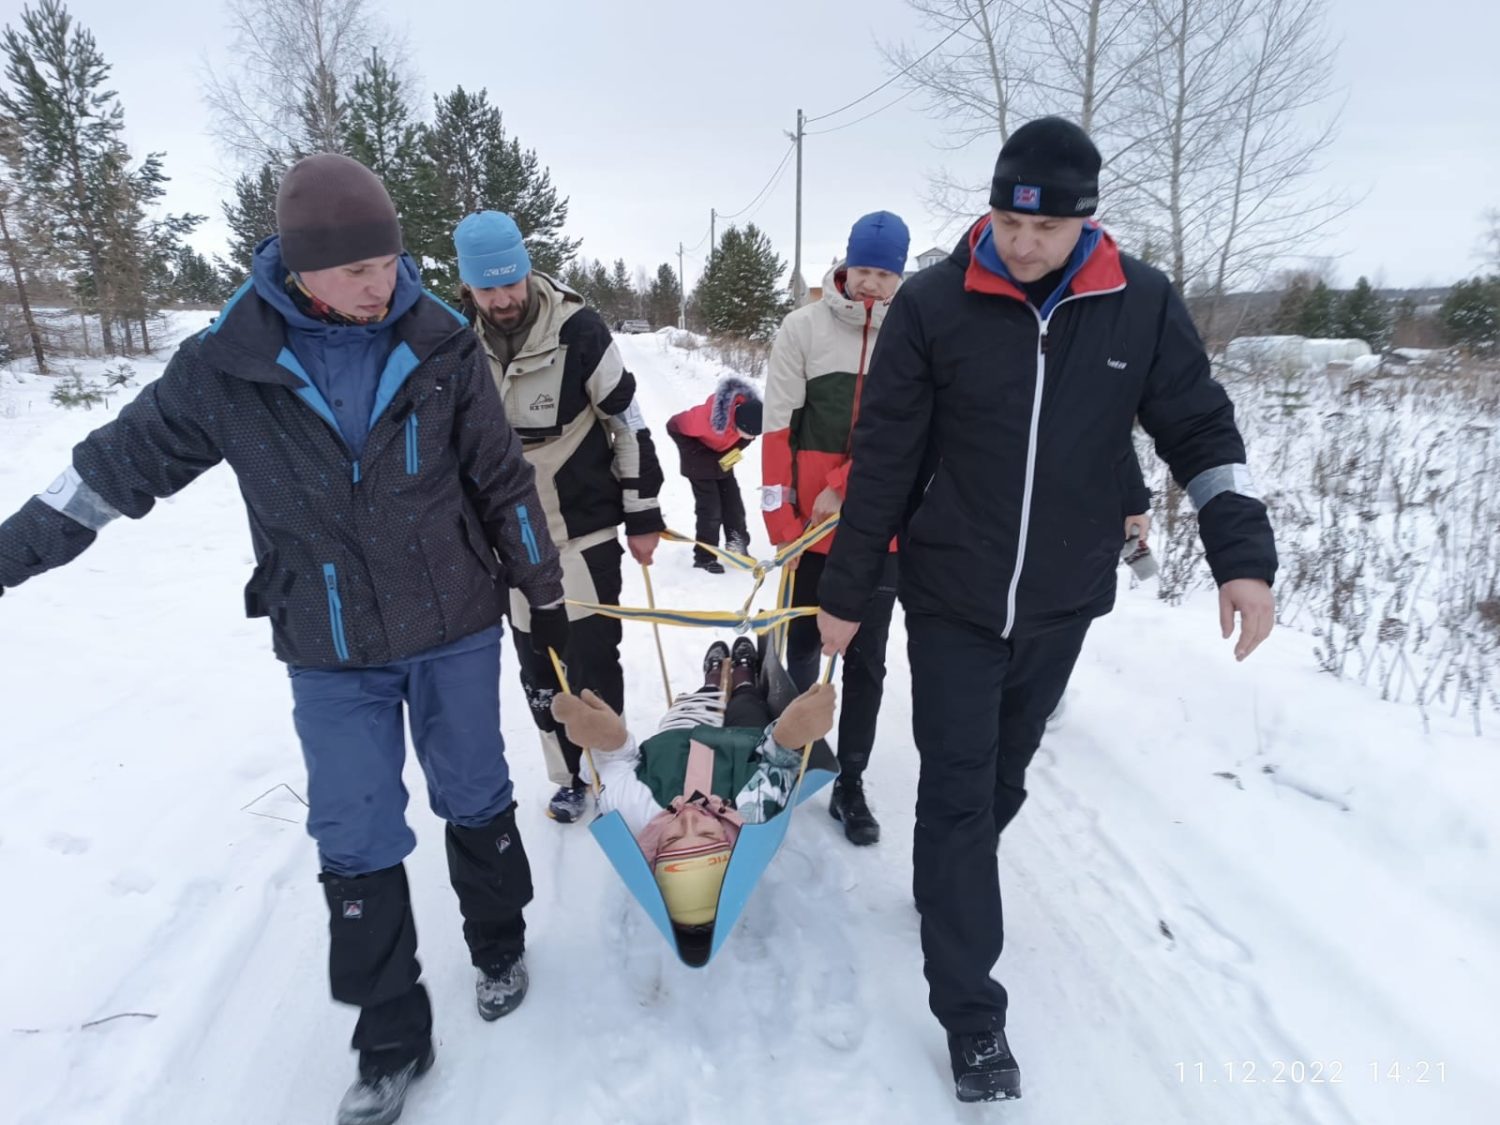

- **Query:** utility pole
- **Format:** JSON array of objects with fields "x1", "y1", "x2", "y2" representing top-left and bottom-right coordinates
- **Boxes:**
[
  {"x1": 710, "y1": 208, "x2": 716, "y2": 262},
  {"x1": 789, "y1": 108, "x2": 806, "y2": 305},
  {"x1": 677, "y1": 241, "x2": 686, "y2": 330}
]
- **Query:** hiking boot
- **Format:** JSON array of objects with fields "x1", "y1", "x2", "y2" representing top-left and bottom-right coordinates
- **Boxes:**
[
  {"x1": 701, "y1": 640, "x2": 731, "y2": 686},
  {"x1": 947, "y1": 1026, "x2": 1021, "y2": 1102},
  {"x1": 730, "y1": 636, "x2": 759, "y2": 693},
  {"x1": 337, "y1": 1045, "x2": 435, "y2": 1125},
  {"x1": 725, "y1": 531, "x2": 751, "y2": 556},
  {"x1": 546, "y1": 781, "x2": 588, "y2": 823},
  {"x1": 475, "y1": 955, "x2": 529, "y2": 1021},
  {"x1": 829, "y1": 775, "x2": 880, "y2": 846},
  {"x1": 694, "y1": 557, "x2": 725, "y2": 574}
]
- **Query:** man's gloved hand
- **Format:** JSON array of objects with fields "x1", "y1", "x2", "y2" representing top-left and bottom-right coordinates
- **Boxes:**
[
  {"x1": 551, "y1": 688, "x2": 629, "y2": 752},
  {"x1": 773, "y1": 682, "x2": 837, "y2": 749},
  {"x1": 529, "y1": 603, "x2": 570, "y2": 662}
]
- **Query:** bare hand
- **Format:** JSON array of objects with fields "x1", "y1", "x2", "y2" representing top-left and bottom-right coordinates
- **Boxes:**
[
  {"x1": 551, "y1": 688, "x2": 629, "y2": 751},
  {"x1": 809, "y1": 486, "x2": 842, "y2": 525},
  {"x1": 817, "y1": 609, "x2": 860, "y2": 656},
  {"x1": 774, "y1": 682, "x2": 837, "y2": 748},
  {"x1": 1219, "y1": 578, "x2": 1274, "y2": 662},
  {"x1": 1124, "y1": 512, "x2": 1151, "y2": 546},
  {"x1": 627, "y1": 532, "x2": 660, "y2": 566}
]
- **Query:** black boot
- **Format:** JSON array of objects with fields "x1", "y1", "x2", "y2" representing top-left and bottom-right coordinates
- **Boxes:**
[
  {"x1": 339, "y1": 1044, "x2": 435, "y2": 1125},
  {"x1": 948, "y1": 1026, "x2": 1021, "y2": 1102},
  {"x1": 475, "y1": 954, "x2": 530, "y2": 1021},
  {"x1": 694, "y1": 557, "x2": 725, "y2": 574},
  {"x1": 320, "y1": 865, "x2": 432, "y2": 1072},
  {"x1": 337, "y1": 1044, "x2": 435, "y2": 1125},
  {"x1": 445, "y1": 804, "x2": 535, "y2": 982},
  {"x1": 829, "y1": 775, "x2": 880, "y2": 846}
]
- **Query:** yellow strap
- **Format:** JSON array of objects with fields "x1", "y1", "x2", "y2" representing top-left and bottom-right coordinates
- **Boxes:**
[
  {"x1": 795, "y1": 654, "x2": 840, "y2": 783},
  {"x1": 547, "y1": 647, "x2": 602, "y2": 801},
  {"x1": 641, "y1": 564, "x2": 673, "y2": 708},
  {"x1": 563, "y1": 599, "x2": 819, "y2": 634}
]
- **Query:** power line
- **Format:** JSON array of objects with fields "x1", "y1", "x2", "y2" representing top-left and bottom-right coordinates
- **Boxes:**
[
  {"x1": 716, "y1": 140, "x2": 797, "y2": 221},
  {"x1": 803, "y1": 0, "x2": 994, "y2": 126},
  {"x1": 805, "y1": 87, "x2": 918, "y2": 136}
]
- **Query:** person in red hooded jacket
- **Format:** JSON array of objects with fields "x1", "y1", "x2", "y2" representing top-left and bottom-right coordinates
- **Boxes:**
[{"x1": 665, "y1": 376, "x2": 763, "y2": 573}]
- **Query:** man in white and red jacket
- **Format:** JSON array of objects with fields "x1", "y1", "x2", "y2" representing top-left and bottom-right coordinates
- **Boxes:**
[
  {"x1": 761, "y1": 211, "x2": 910, "y2": 846},
  {"x1": 665, "y1": 376, "x2": 763, "y2": 573}
]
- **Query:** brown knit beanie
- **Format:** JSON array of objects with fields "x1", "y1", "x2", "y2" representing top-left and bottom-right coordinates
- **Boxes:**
[{"x1": 276, "y1": 153, "x2": 403, "y2": 271}]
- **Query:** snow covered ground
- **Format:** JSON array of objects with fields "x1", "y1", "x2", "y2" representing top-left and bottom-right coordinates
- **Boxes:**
[{"x1": 1, "y1": 315, "x2": 1496, "y2": 1125}]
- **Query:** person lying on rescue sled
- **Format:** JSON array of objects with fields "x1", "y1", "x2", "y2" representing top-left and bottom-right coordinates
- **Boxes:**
[{"x1": 551, "y1": 638, "x2": 834, "y2": 930}]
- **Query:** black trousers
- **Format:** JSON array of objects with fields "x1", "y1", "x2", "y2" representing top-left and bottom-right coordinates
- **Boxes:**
[
  {"x1": 906, "y1": 613, "x2": 1091, "y2": 1034},
  {"x1": 786, "y1": 551, "x2": 898, "y2": 779},
  {"x1": 510, "y1": 539, "x2": 625, "y2": 784},
  {"x1": 689, "y1": 474, "x2": 748, "y2": 564},
  {"x1": 320, "y1": 802, "x2": 534, "y2": 1065}
]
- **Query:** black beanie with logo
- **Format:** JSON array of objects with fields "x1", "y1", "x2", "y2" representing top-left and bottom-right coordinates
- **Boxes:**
[{"x1": 989, "y1": 117, "x2": 1101, "y2": 218}]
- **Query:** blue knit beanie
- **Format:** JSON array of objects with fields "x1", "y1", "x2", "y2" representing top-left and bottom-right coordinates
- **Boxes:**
[
  {"x1": 845, "y1": 211, "x2": 910, "y2": 275},
  {"x1": 454, "y1": 211, "x2": 532, "y2": 289}
]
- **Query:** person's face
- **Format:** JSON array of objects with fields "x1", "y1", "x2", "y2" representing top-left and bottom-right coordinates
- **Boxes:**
[
  {"x1": 845, "y1": 266, "x2": 902, "y2": 302},
  {"x1": 469, "y1": 277, "x2": 532, "y2": 330},
  {"x1": 297, "y1": 255, "x2": 398, "y2": 319},
  {"x1": 988, "y1": 210, "x2": 1087, "y2": 282}
]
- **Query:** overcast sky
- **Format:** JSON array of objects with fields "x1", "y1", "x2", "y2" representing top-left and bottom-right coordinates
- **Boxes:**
[{"x1": 43, "y1": 0, "x2": 1500, "y2": 293}]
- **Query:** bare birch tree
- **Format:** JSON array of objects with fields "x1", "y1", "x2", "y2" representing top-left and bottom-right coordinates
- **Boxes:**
[
  {"x1": 202, "y1": 0, "x2": 402, "y2": 165},
  {"x1": 887, "y1": 0, "x2": 1346, "y2": 320}
]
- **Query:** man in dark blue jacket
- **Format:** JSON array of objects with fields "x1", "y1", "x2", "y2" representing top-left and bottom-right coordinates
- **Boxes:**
[
  {"x1": 0, "y1": 154, "x2": 568, "y2": 1125},
  {"x1": 815, "y1": 118, "x2": 1277, "y2": 1104}
]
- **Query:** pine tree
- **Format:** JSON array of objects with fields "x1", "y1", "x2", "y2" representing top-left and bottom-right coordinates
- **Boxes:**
[
  {"x1": 1272, "y1": 275, "x2": 1309, "y2": 335},
  {"x1": 220, "y1": 160, "x2": 282, "y2": 285},
  {"x1": 421, "y1": 86, "x2": 579, "y2": 294},
  {"x1": 1295, "y1": 280, "x2": 1338, "y2": 338},
  {"x1": 645, "y1": 262, "x2": 681, "y2": 329},
  {"x1": 693, "y1": 224, "x2": 789, "y2": 340},
  {"x1": 1440, "y1": 277, "x2": 1500, "y2": 354},
  {"x1": 343, "y1": 49, "x2": 438, "y2": 277},
  {"x1": 1, "y1": 0, "x2": 123, "y2": 351},
  {"x1": 169, "y1": 245, "x2": 225, "y2": 304},
  {"x1": 0, "y1": 110, "x2": 46, "y2": 370},
  {"x1": 1336, "y1": 276, "x2": 1391, "y2": 350},
  {"x1": 610, "y1": 259, "x2": 636, "y2": 321}
]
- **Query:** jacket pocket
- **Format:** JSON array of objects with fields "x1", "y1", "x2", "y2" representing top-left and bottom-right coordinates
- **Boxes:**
[
  {"x1": 321, "y1": 563, "x2": 351, "y2": 663},
  {"x1": 243, "y1": 551, "x2": 278, "y2": 618},
  {"x1": 459, "y1": 508, "x2": 503, "y2": 580}
]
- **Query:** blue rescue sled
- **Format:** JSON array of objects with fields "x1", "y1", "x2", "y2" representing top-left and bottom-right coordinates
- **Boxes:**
[{"x1": 588, "y1": 636, "x2": 838, "y2": 966}]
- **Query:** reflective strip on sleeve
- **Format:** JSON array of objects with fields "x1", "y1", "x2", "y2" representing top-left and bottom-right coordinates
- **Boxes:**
[
  {"x1": 1186, "y1": 463, "x2": 1259, "y2": 510},
  {"x1": 37, "y1": 466, "x2": 122, "y2": 531}
]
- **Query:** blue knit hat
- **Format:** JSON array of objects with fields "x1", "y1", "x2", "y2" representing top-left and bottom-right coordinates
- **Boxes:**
[
  {"x1": 845, "y1": 211, "x2": 910, "y2": 275},
  {"x1": 454, "y1": 211, "x2": 532, "y2": 289}
]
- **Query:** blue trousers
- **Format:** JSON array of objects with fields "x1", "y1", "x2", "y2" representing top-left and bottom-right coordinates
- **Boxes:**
[{"x1": 289, "y1": 626, "x2": 513, "y2": 876}]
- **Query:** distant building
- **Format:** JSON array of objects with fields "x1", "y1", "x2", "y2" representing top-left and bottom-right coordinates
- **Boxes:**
[{"x1": 909, "y1": 246, "x2": 947, "y2": 276}]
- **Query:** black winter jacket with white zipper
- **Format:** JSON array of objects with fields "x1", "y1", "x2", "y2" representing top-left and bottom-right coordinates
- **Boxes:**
[{"x1": 820, "y1": 219, "x2": 1275, "y2": 637}]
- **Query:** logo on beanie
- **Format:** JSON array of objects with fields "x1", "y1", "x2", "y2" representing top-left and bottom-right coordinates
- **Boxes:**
[
  {"x1": 483, "y1": 263, "x2": 518, "y2": 278},
  {"x1": 1013, "y1": 185, "x2": 1041, "y2": 211},
  {"x1": 1075, "y1": 196, "x2": 1098, "y2": 212}
]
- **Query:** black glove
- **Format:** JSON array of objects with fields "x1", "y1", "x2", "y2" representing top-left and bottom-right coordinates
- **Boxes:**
[{"x1": 528, "y1": 604, "x2": 570, "y2": 662}]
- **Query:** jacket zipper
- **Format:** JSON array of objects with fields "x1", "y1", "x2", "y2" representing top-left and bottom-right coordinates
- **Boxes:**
[
  {"x1": 844, "y1": 306, "x2": 874, "y2": 457},
  {"x1": 1000, "y1": 283, "x2": 1126, "y2": 639},
  {"x1": 516, "y1": 505, "x2": 542, "y2": 565},
  {"x1": 322, "y1": 563, "x2": 351, "y2": 662},
  {"x1": 405, "y1": 413, "x2": 420, "y2": 474}
]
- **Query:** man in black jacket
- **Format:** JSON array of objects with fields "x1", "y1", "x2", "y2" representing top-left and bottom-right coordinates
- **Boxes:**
[
  {"x1": 815, "y1": 118, "x2": 1277, "y2": 1104},
  {"x1": 0, "y1": 155, "x2": 568, "y2": 1125}
]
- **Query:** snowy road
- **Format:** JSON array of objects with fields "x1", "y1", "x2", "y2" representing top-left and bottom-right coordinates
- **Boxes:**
[{"x1": 1, "y1": 320, "x2": 1493, "y2": 1124}]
